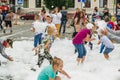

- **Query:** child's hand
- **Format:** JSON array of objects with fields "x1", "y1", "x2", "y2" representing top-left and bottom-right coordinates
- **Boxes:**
[
  {"x1": 30, "y1": 28, "x2": 35, "y2": 32},
  {"x1": 97, "y1": 41, "x2": 101, "y2": 45},
  {"x1": 8, "y1": 56, "x2": 13, "y2": 61},
  {"x1": 67, "y1": 75, "x2": 71, "y2": 79}
]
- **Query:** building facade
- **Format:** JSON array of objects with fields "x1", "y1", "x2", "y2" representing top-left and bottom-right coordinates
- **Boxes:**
[{"x1": 0, "y1": 0, "x2": 116, "y2": 14}]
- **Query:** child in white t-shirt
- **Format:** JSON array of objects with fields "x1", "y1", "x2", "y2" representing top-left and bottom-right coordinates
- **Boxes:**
[{"x1": 31, "y1": 14, "x2": 47, "y2": 55}]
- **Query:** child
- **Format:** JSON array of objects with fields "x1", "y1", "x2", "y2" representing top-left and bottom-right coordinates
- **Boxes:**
[
  {"x1": 72, "y1": 23, "x2": 95, "y2": 64},
  {"x1": 31, "y1": 14, "x2": 46, "y2": 55},
  {"x1": 98, "y1": 30, "x2": 114, "y2": 60},
  {"x1": 45, "y1": 13, "x2": 58, "y2": 41},
  {"x1": 3, "y1": 10, "x2": 13, "y2": 34},
  {"x1": 37, "y1": 56, "x2": 71, "y2": 80},
  {"x1": 34, "y1": 26, "x2": 54, "y2": 67},
  {"x1": 0, "y1": 39, "x2": 13, "y2": 64}
]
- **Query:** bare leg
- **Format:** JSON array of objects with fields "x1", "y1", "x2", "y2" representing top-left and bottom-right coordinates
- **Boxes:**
[
  {"x1": 81, "y1": 56, "x2": 85, "y2": 63},
  {"x1": 55, "y1": 76, "x2": 61, "y2": 80},
  {"x1": 10, "y1": 27, "x2": 12, "y2": 33},
  {"x1": 77, "y1": 58, "x2": 81, "y2": 65},
  {"x1": 104, "y1": 54, "x2": 109, "y2": 60},
  {"x1": 3, "y1": 26, "x2": 6, "y2": 34}
]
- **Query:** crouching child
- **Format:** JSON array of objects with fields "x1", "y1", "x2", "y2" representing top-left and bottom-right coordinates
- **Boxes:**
[
  {"x1": 0, "y1": 39, "x2": 13, "y2": 65},
  {"x1": 98, "y1": 30, "x2": 114, "y2": 60},
  {"x1": 34, "y1": 26, "x2": 54, "y2": 67},
  {"x1": 37, "y1": 56, "x2": 71, "y2": 80}
]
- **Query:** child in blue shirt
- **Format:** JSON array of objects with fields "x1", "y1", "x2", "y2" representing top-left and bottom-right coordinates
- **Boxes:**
[{"x1": 37, "y1": 57, "x2": 71, "y2": 80}]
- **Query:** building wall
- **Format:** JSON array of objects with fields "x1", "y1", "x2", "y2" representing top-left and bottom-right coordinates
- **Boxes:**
[
  {"x1": 75, "y1": 0, "x2": 115, "y2": 15},
  {"x1": 12, "y1": 0, "x2": 115, "y2": 14}
]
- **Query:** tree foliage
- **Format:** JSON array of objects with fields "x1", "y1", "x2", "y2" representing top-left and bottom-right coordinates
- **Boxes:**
[{"x1": 44, "y1": 0, "x2": 74, "y2": 10}]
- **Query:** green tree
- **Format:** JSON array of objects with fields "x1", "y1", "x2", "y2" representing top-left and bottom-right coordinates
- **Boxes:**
[{"x1": 44, "y1": 0, "x2": 67, "y2": 10}]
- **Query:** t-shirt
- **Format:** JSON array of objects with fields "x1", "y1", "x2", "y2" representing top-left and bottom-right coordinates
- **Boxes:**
[
  {"x1": 61, "y1": 10, "x2": 67, "y2": 21},
  {"x1": 108, "y1": 21, "x2": 115, "y2": 29},
  {"x1": 37, "y1": 65, "x2": 57, "y2": 80},
  {"x1": 32, "y1": 20, "x2": 47, "y2": 35},
  {"x1": 72, "y1": 28, "x2": 91, "y2": 44},
  {"x1": 100, "y1": 35, "x2": 114, "y2": 48}
]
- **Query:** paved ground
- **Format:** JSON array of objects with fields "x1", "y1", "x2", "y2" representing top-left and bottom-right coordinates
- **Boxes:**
[{"x1": 0, "y1": 20, "x2": 74, "y2": 41}]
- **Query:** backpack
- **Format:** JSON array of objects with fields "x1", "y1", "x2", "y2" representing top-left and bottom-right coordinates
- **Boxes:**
[{"x1": 107, "y1": 23, "x2": 112, "y2": 29}]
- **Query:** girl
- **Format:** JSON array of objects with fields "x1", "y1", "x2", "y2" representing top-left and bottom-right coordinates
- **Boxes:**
[
  {"x1": 37, "y1": 57, "x2": 71, "y2": 80},
  {"x1": 72, "y1": 11, "x2": 86, "y2": 53},
  {"x1": 51, "y1": 7, "x2": 62, "y2": 37},
  {"x1": 72, "y1": 23, "x2": 95, "y2": 64},
  {"x1": 92, "y1": 7, "x2": 99, "y2": 22}
]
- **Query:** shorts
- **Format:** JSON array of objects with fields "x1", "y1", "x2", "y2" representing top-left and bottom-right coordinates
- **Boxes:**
[
  {"x1": 5, "y1": 21, "x2": 12, "y2": 27},
  {"x1": 103, "y1": 47, "x2": 114, "y2": 54},
  {"x1": 74, "y1": 44, "x2": 87, "y2": 58}
]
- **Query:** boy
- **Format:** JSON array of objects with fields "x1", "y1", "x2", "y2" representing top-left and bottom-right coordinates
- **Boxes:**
[
  {"x1": 98, "y1": 30, "x2": 114, "y2": 60},
  {"x1": 0, "y1": 39, "x2": 13, "y2": 65},
  {"x1": 31, "y1": 14, "x2": 46, "y2": 55}
]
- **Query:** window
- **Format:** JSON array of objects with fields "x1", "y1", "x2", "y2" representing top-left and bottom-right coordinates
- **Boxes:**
[
  {"x1": 36, "y1": 0, "x2": 41, "y2": 8},
  {"x1": 84, "y1": 0, "x2": 91, "y2": 8},
  {"x1": 23, "y1": 0, "x2": 29, "y2": 8},
  {"x1": 99, "y1": 0, "x2": 107, "y2": 8}
]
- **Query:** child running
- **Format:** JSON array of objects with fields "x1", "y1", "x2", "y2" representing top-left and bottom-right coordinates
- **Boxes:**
[
  {"x1": 37, "y1": 56, "x2": 71, "y2": 80},
  {"x1": 97, "y1": 30, "x2": 114, "y2": 60},
  {"x1": 72, "y1": 23, "x2": 95, "y2": 64},
  {"x1": 31, "y1": 14, "x2": 46, "y2": 55},
  {"x1": 33, "y1": 26, "x2": 54, "y2": 67}
]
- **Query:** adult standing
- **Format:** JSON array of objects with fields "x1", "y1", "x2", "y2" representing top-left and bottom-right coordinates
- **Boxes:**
[
  {"x1": 51, "y1": 7, "x2": 62, "y2": 37},
  {"x1": 59, "y1": 6, "x2": 67, "y2": 35},
  {"x1": 92, "y1": 7, "x2": 99, "y2": 22},
  {"x1": 103, "y1": 5, "x2": 110, "y2": 18},
  {"x1": 116, "y1": 3, "x2": 120, "y2": 21}
]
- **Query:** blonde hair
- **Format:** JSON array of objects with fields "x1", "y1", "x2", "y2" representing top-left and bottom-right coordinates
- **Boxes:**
[
  {"x1": 52, "y1": 56, "x2": 63, "y2": 66},
  {"x1": 47, "y1": 26, "x2": 54, "y2": 35}
]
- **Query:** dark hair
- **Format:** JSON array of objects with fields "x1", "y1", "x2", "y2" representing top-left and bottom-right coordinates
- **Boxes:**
[
  {"x1": 76, "y1": 11, "x2": 85, "y2": 24},
  {"x1": 6, "y1": 39, "x2": 13, "y2": 48},
  {"x1": 104, "y1": 16, "x2": 110, "y2": 22},
  {"x1": 54, "y1": 7, "x2": 60, "y2": 12},
  {"x1": 94, "y1": 7, "x2": 98, "y2": 12}
]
